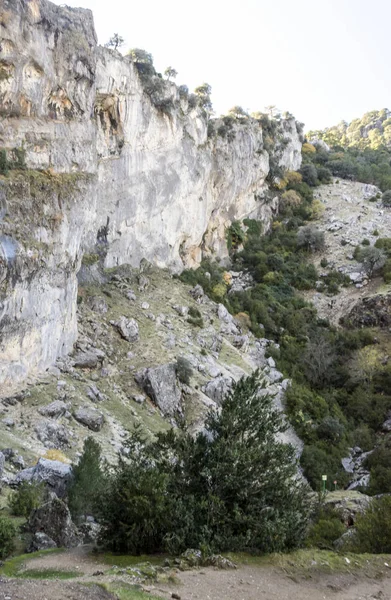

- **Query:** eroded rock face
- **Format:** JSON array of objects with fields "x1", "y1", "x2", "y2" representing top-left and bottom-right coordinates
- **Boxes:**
[{"x1": 0, "y1": 0, "x2": 302, "y2": 395}]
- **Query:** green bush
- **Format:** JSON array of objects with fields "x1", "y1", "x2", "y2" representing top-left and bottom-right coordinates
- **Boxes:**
[
  {"x1": 306, "y1": 508, "x2": 345, "y2": 549},
  {"x1": 227, "y1": 221, "x2": 245, "y2": 252},
  {"x1": 98, "y1": 373, "x2": 311, "y2": 554},
  {"x1": 0, "y1": 516, "x2": 17, "y2": 558},
  {"x1": 353, "y1": 496, "x2": 391, "y2": 553},
  {"x1": 175, "y1": 356, "x2": 193, "y2": 385},
  {"x1": 364, "y1": 445, "x2": 391, "y2": 495},
  {"x1": 297, "y1": 226, "x2": 325, "y2": 252},
  {"x1": 299, "y1": 164, "x2": 318, "y2": 187},
  {"x1": 187, "y1": 306, "x2": 204, "y2": 328},
  {"x1": 0, "y1": 149, "x2": 8, "y2": 175},
  {"x1": 374, "y1": 237, "x2": 391, "y2": 256},
  {"x1": 9, "y1": 481, "x2": 44, "y2": 518},
  {"x1": 316, "y1": 166, "x2": 332, "y2": 184},
  {"x1": 382, "y1": 190, "x2": 391, "y2": 207},
  {"x1": 361, "y1": 238, "x2": 370, "y2": 246},
  {"x1": 300, "y1": 445, "x2": 348, "y2": 490},
  {"x1": 356, "y1": 246, "x2": 386, "y2": 277}
]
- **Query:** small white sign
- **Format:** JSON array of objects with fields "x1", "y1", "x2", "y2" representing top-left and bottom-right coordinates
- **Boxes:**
[{"x1": 322, "y1": 475, "x2": 327, "y2": 481}]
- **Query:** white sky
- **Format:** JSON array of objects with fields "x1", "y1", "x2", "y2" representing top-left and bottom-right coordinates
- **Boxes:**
[{"x1": 51, "y1": 0, "x2": 391, "y2": 130}]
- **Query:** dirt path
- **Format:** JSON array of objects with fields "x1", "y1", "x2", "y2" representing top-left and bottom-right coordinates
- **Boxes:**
[
  {"x1": 21, "y1": 545, "x2": 108, "y2": 576},
  {"x1": 156, "y1": 564, "x2": 391, "y2": 600},
  {"x1": 0, "y1": 578, "x2": 115, "y2": 600},
  {"x1": 3, "y1": 547, "x2": 391, "y2": 600}
]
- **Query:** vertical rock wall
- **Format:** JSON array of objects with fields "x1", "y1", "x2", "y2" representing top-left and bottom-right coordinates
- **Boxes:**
[{"x1": 0, "y1": 0, "x2": 302, "y2": 394}]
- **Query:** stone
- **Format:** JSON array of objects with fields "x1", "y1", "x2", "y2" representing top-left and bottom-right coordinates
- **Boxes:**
[
  {"x1": 203, "y1": 376, "x2": 233, "y2": 404},
  {"x1": 138, "y1": 275, "x2": 150, "y2": 291},
  {"x1": 0, "y1": 452, "x2": 4, "y2": 477},
  {"x1": 86, "y1": 296, "x2": 108, "y2": 314},
  {"x1": 189, "y1": 284, "x2": 204, "y2": 301},
  {"x1": 141, "y1": 301, "x2": 150, "y2": 309},
  {"x1": 29, "y1": 497, "x2": 82, "y2": 548},
  {"x1": 34, "y1": 420, "x2": 71, "y2": 448},
  {"x1": 14, "y1": 458, "x2": 73, "y2": 498},
  {"x1": 38, "y1": 400, "x2": 69, "y2": 418},
  {"x1": 28, "y1": 532, "x2": 57, "y2": 553},
  {"x1": 217, "y1": 304, "x2": 232, "y2": 323},
  {"x1": 86, "y1": 384, "x2": 106, "y2": 402},
  {"x1": 73, "y1": 407, "x2": 105, "y2": 431},
  {"x1": 136, "y1": 364, "x2": 182, "y2": 417},
  {"x1": 2, "y1": 418, "x2": 15, "y2": 428},
  {"x1": 78, "y1": 521, "x2": 101, "y2": 544},
  {"x1": 382, "y1": 416, "x2": 391, "y2": 432},
  {"x1": 111, "y1": 316, "x2": 139, "y2": 342},
  {"x1": 73, "y1": 350, "x2": 104, "y2": 369},
  {"x1": 267, "y1": 356, "x2": 276, "y2": 369},
  {"x1": 11, "y1": 455, "x2": 25, "y2": 470},
  {"x1": 172, "y1": 305, "x2": 189, "y2": 317},
  {"x1": 133, "y1": 394, "x2": 146, "y2": 404}
]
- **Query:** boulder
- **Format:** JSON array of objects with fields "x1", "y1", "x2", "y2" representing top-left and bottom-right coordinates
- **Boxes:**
[
  {"x1": 172, "y1": 305, "x2": 189, "y2": 317},
  {"x1": 14, "y1": 458, "x2": 72, "y2": 498},
  {"x1": 111, "y1": 316, "x2": 139, "y2": 342},
  {"x1": 217, "y1": 304, "x2": 232, "y2": 323},
  {"x1": 73, "y1": 349, "x2": 105, "y2": 369},
  {"x1": 34, "y1": 420, "x2": 71, "y2": 448},
  {"x1": 136, "y1": 364, "x2": 182, "y2": 417},
  {"x1": 29, "y1": 497, "x2": 82, "y2": 548},
  {"x1": 86, "y1": 296, "x2": 108, "y2": 314},
  {"x1": 73, "y1": 407, "x2": 104, "y2": 431},
  {"x1": 189, "y1": 284, "x2": 204, "y2": 301},
  {"x1": 203, "y1": 376, "x2": 233, "y2": 404},
  {"x1": 28, "y1": 532, "x2": 57, "y2": 553},
  {"x1": 86, "y1": 384, "x2": 106, "y2": 403},
  {"x1": 38, "y1": 400, "x2": 69, "y2": 418}
]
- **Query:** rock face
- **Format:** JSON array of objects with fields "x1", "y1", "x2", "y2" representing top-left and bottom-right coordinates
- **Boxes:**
[
  {"x1": 343, "y1": 294, "x2": 391, "y2": 328},
  {"x1": 0, "y1": 0, "x2": 302, "y2": 395},
  {"x1": 29, "y1": 497, "x2": 81, "y2": 548},
  {"x1": 136, "y1": 364, "x2": 182, "y2": 417},
  {"x1": 14, "y1": 458, "x2": 72, "y2": 498}
]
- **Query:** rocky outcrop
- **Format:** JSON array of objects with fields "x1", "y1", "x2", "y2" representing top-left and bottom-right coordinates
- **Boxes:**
[
  {"x1": 29, "y1": 497, "x2": 82, "y2": 548},
  {"x1": 27, "y1": 532, "x2": 57, "y2": 553},
  {"x1": 343, "y1": 294, "x2": 391, "y2": 328},
  {"x1": 0, "y1": 0, "x2": 302, "y2": 394},
  {"x1": 14, "y1": 458, "x2": 72, "y2": 498},
  {"x1": 73, "y1": 406, "x2": 104, "y2": 431},
  {"x1": 136, "y1": 363, "x2": 182, "y2": 417}
]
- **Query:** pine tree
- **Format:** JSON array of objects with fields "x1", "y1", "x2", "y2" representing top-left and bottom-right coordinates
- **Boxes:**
[
  {"x1": 68, "y1": 437, "x2": 103, "y2": 521},
  {"x1": 99, "y1": 372, "x2": 311, "y2": 554}
]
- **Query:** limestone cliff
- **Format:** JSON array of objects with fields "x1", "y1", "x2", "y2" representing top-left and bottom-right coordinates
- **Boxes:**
[{"x1": 0, "y1": 0, "x2": 302, "y2": 393}]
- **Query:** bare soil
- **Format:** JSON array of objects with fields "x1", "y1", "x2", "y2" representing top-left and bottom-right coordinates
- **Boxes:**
[
  {"x1": 0, "y1": 578, "x2": 115, "y2": 600},
  {"x1": 155, "y1": 565, "x2": 391, "y2": 600},
  {"x1": 2, "y1": 547, "x2": 391, "y2": 600}
]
